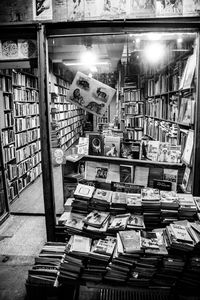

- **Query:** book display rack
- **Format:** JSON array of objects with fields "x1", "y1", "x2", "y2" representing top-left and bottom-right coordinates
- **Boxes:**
[
  {"x1": 50, "y1": 73, "x2": 84, "y2": 151},
  {"x1": 0, "y1": 69, "x2": 42, "y2": 203}
]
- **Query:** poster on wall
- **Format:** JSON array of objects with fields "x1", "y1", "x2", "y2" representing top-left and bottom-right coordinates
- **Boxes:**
[
  {"x1": 67, "y1": 71, "x2": 116, "y2": 116},
  {"x1": 33, "y1": 0, "x2": 53, "y2": 20},
  {"x1": 183, "y1": 0, "x2": 200, "y2": 16},
  {"x1": 156, "y1": 0, "x2": 183, "y2": 17},
  {"x1": 67, "y1": 0, "x2": 85, "y2": 21},
  {"x1": 100, "y1": 0, "x2": 127, "y2": 19},
  {"x1": 127, "y1": 0, "x2": 155, "y2": 18},
  {"x1": 0, "y1": 40, "x2": 37, "y2": 60}
]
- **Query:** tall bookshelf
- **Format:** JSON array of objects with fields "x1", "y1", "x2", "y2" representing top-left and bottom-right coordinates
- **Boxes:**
[
  {"x1": 50, "y1": 73, "x2": 84, "y2": 151},
  {"x1": 0, "y1": 69, "x2": 42, "y2": 203},
  {"x1": 121, "y1": 86, "x2": 144, "y2": 141}
]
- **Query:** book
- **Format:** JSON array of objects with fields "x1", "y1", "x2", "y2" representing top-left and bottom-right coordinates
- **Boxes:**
[
  {"x1": 133, "y1": 166, "x2": 149, "y2": 186},
  {"x1": 88, "y1": 133, "x2": 104, "y2": 156},
  {"x1": 70, "y1": 235, "x2": 92, "y2": 255},
  {"x1": 179, "y1": 51, "x2": 196, "y2": 90},
  {"x1": 64, "y1": 212, "x2": 84, "y2": 232},
  {"x1": 148, "y1": 167, "x2": 163, "y2": 188},
  {"x1": 194, "y1": 197, "x2": 200, "y2": 211},
  {"x1": 127, "y1": 0, "x2": 155, "y2": 18},
  {"x1": 83, "y1": 210, "x2": 110, "y2": 228},
  {"x1": 121, "y1": 141, "x2": 141, "y2": 159},
  {"x1": 108, "y1": 213, "x2": 130, "y2": 231},
  {"x1": 104, "y1": 136, "x2": 121, "y2": 157},
  {"x1": 111, "y1": 192, "x2": 127, "y2": 206},
  {"x1": 181, "y1": 129, "x2": 194, "y2": 165},
  {"x1": 92, "y1": 236, "x2": 116, "y2": 256},
  {"x1": 93, "y1": 188, "x2": 113, "y2": 203},
  {"x1": 169, "y1": 223, "x2": 194, "y2": 244},
  {"x1": 181, "y1": 166, "x2": 192, "y2": 192},
  {"x1": 127, "y1": 214, "x2": 145, "y2": 229},
  {"x1": 120, "y1": 165, "x2": 134, "y2": 183},
  {"x1": 167, "y1": 145, "x2": 182, "y2": 163},
  {"x1": 77, "y1": 137, "x2": 89, "y2": 155},
  {"x1": 119, "y1": 230, "x2": 141, "y2": 253},
  {"x1": 157, "y1": 142, "x2": 170, "y2": 162},
  {"x1": 141, "y1": 188, "x2": 160, "y2": 201},
  {"x1": 146, "y1": 141, "x2": 160, "y2": 161},
  {"x1": 73, "y1": 183, "x2": 95, "y2": 200},
  {"x1": 163, "y1": 169, "x2": 178, "y2": 192}
]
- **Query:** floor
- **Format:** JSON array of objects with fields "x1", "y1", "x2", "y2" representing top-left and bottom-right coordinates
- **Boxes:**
[{"x1": 0, "y1": 165, "x2": 64, "y2": 300}]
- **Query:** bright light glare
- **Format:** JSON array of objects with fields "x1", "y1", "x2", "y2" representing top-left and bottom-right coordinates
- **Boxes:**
[
  {"x1": 144, "y1": 43, "x2": 165, "y2": 63},
  {"x1": 90, "y1": 65, "x2": 97, "y2": 72},
  {"x1": 88, "y1": 73, "x2": 93, "y2": 78},
  {"x1": 81, "y1": 50, "x2": 97, "y2": 65},
  {"x1": 147, "y1": 33, "x2": 161, "y2": 41}
]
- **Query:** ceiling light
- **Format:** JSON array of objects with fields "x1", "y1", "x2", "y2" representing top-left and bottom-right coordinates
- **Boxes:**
[
  {"x1": 144, "y1": 42, "x2": 165, "y2": 63},
  {"x1": 81, "y1": 49, "x2": 97, "y2": 66}
]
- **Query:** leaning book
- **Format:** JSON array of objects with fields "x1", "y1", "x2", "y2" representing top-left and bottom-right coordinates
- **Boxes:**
[{"x1": 119, "y1": 230, "x2": 142, "y2": 253}]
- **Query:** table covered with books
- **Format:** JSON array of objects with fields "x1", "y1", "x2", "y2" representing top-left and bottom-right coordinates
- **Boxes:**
[{"x1": 26, "y1": 184, "x2": 200, "y2": 299}]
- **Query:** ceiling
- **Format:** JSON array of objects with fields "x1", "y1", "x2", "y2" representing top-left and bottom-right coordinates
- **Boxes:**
[{"x1": 48, "y1": 32, "x2": 196, "y2": 77}]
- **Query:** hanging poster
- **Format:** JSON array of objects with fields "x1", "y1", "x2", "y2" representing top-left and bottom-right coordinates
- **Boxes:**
[
  {"x1": 156, "y1": 0, "x2": 183, "y2": 17},
  {"x1": 33, "y1": 0, "x2": 53, "y2": 20},
  {"x1": 67, "y1": 71, "x2": 116, "y2": 116},
  {"x1": 100, "y1": 0, "x2": 127, "y2": 19},
  {"x1": 84, "y1": 0, "x2": 104, "y2": 20}
]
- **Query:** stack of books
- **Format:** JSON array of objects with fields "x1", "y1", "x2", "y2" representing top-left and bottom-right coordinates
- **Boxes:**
[
  {"x1": 160, "y1": 191, "x2": 179, "y2": 224},
  {"x1": 72, "y1": 184, "x2": 95, "y2": 214},
  {"x1": 126, "y1": 193, "x2": 142, "y2": 214},
  {"x1": 165, "y1": 221, "x2": 195, "y2": 252},
  {"x1": 82, "y1": 210, "x2": 110, "y2": 238},
  {"x1": 107, "y1": 213, "x2": 130, "y2": 233},
  {"x1": 82, "y1": 236, "x2": 116, "y2": 282},
  {"x1": 27, "y1": 242, "x2": 65, "y2": 286},
  {"x1": 89, "y1": 188, "x2": 112, "y2": 211},
  {"x1": 178, "y1": 195, "x2": 197, "y2": 220},
  {"x1": 110, "y1": 191, "x2": 127, "y2": 214},
  {"x1": 141, "y1": 188, "x2": 161, "y2": 229}
]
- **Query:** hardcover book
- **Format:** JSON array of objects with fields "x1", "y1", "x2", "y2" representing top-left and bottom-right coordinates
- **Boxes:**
[
  {"x1": 169, "y1": 223, "x2": 194, "y2": 244},
  {"x1": 92, "y1": 236, "x2": 116, "y2": 256},
  {"x1": 121, "y1": 142, "x2": 141, "y2": 159},
  {"x1": 89, "y1": 133, "x2": 104, "y2": 156},
  {"x1": 108, "y1": 213, "x2": 130, "y2": 231},
  {"x1": 127, "y1": 214, "x2": 145, "y2": 229},
  {"x1": 146, "y1": 141, "x2": 160, "y2": 161},
  {"x1": 70, "y1": 235, "x2": 92, "y2": 254},
  {"x1": 119, "y1": 230, "x2": 141, "y2": 253},
  {"x1": 111, "y1": 192, "x2": 127, "y2": 206},
  {"x1": 83, "y1": 210, "x2": 110, "y2": 228},
  {"x1": 163, "y1": 169, "x2": 178, "y2": 192},
  {"x1": 93, "y1": 188, "x2": 113, "y2": 203},
  {"x1": 64, "y1": 213, "x2": 84, "y2": 231},
  {"x1": 73, "y1": 183, "x2": 95, "y2": 200}
]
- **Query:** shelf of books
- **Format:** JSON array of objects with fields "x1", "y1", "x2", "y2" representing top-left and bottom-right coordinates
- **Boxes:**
[
  {"x1": 50, "y1": 73, "x2": 84, "y2": 151},
  {"x1": 0, "y1": 69, "x2": 42, "y2": 203},
  {"x1": 121, "y1": 86, "x2": 144, "y2": 141}
]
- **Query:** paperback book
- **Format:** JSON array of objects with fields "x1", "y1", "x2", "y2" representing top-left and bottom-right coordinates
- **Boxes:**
[
  {"x1": 119, "y1": 230, "x2": 141, "y2": 254},
  {"x1": 108, "y1": 213, "x2": 130, "y2": 231},
  {"x1": 104, "y1": 136, "x2": 121, "y2": 157},
  {"x1": 83, "y1": 210, "x2": 110, "y2": 228},
  {"x1": 73, "y1": 183, "x2": 95, "y2": 200},
  {"x1": 88, "y1": 133, "x2": 104, "y2": 156}
]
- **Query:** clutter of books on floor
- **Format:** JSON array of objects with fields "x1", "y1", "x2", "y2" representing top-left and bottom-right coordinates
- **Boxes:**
[{"x1": 26, "y1": 183, "x2": 200, "y2": 297}]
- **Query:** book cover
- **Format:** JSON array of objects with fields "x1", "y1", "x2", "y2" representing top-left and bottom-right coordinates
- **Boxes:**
[
  {"x1": 83, "y1": 210, "x2": 110, "y2": 228},
  {"x1": 146, "y1": 141, "x2": 160, "y2": 161},
  {"x1": 153, "y1": 179, "x2": 172, "y2": 191},
  {"x1": 70, "y1": 235, "x2": 92, "y2": 254},
  {"x1": 92, "y1": 236, "x2": 116, "y2": 256},
  {"x1": 84, "y1": 0, "x2": 104, "y2": 20},
  {"x1": 148, "y1": 167, "x2": 163, "y2": 187},
  {"x1": 65, "y1": 213, "x2": 84, "y2": 231},
  {"x1": 111, "y1": 192, "x2": 127, "y2": 206},
  {"x1": 108, "y1": 213, "x2": 130, "y2": 231},
  {"x1": 73, "y1": 183, "x2": 95, "y2": 199},
  {"x1": 169, "y1": 223, "x2": 194, "y2": 244},
  {"x1": 181, "y1": 129, "x2": 194, "y2": 165},
  {"x1": 89, "y1": 133, "x2": 104, "y2": 156},
  {"x1": 157, "y1": 142, "x2": 170, "y2": 162},
  {"x1": 194, "y1": 197, "x2": 200, "y2": 211},
  {"x1": 141, "y1": 187, "x2": 160, "y2": 201},
  {"x1": 93, "y1": 188, "x2": 113, "y2": 203},
  {"x1": 127, "y1": 214, "x2": 145, "y2": 229},
  {"x1": 77, "y1": 137, "x2": 89, "y2": 155},
  {"x1": 168, "y1": 145, "x2": 182, "y2": 163},
  {"x1": 104, "y1": 136, "x2": 121, "y2": 157},
  {"x1": 120, "y1": 165, "x2": 134, "y2": 183},
  {"x1": 121, "y1": 142, "x2": 141, "y2": 159},
  {"x1": 163, "y1": 169, "x2": 178, "y2": 192},
  {"x1": 133, "y1": 166, "x2": 149, "y2": 186},
  {"x1": 179, "y1": 51, "x2": 196, "y2": 90},
  {"x1": 181, "y1": 166, "x2": 192, "y2": 192},
  {"x1": 106, "y1": 163, "x2": 120, "y2": 183},
  {"x1": 119, "y1": 230, "x2": 141, "y2": 253},
  {"x1": 85, "y1": 161, "x2": 108, "y2": 182},
  {"x1": 100, "y1": 0, "x2": 127, "y2": 19},
  {"x1": 181, "y1": 99, "x2": 195, "y2": 125},
  {"x1": 156, "y1": 0, "x2": 183, "y2": 17}
]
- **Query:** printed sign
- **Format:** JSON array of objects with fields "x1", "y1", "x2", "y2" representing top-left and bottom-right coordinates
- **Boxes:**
[
  {"x1": 33, "y1": 0, "x2": 53, "y2": 20},
  {"x1": 68, "y1": 71, "x2": 116, "y2": 116}
]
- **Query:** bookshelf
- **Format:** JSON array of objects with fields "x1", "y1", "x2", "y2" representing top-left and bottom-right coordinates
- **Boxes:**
[
  {"x1": 121, "y1": 86, "x2": 144, "y2": 141},
  {"x1": 50, "y1": 73, "x2": 84, "y2": 151},
  {"x1": 0, "y1": 69, "x2": 42, "y2": 203}
]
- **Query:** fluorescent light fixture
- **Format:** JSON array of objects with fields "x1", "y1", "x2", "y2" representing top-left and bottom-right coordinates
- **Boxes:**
[
  {"x1": 144, "y1": 42, "x2": 165, "y2": 63},
  {"x1": 64, "y1": 61, "x2": 109, "y2": 66}
]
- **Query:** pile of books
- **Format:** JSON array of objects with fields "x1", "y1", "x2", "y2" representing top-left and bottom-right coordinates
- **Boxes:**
[
  {"x1": 160, "y1": 191, "x2": 179, "y2": 224},
  {"x1": 27, "y1": 242, "x2": 66, "y2": 286},
  {"x1": 178, "y1": 195, "x2": 197, "y2": 220},
  {"x1": 72, "y1": 183, "x2": 95, "y2": 214},
  {"x1": 141, "y1": 188, "x2": 161, "y2": 229}
]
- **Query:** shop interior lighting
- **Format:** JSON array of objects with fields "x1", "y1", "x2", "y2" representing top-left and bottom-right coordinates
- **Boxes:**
[{"x1": 144, "y1": 42, "x2": 165, "y2": 63}]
